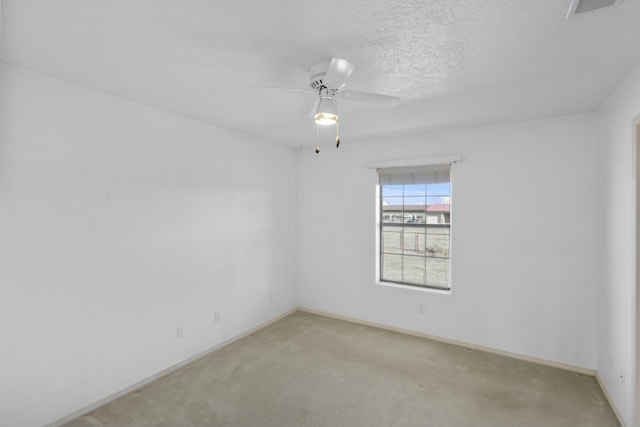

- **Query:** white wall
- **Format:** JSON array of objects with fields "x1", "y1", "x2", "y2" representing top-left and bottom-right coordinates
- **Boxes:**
[
  {"x1": 297, "y1": 114, "x2": 597, "y2": 370},
  {"x1": 596, "y1": 60, "x2": 640, "y2": 427},
  {"x1": 0, "y1": 0, "x2": 3, "y2": 59},
  {"x1": 0, "y1": 63, "x2": 297, "y2": 427}
]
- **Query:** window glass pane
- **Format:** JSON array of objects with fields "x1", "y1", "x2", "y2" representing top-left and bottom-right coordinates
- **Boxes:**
[
  {"x1": 381, "y1": 254, "x2": 403, "y2": 283},
  {"x1": 383, "y1": 196, "x2": 404, "y2": 205},
  {"x1": 382, "y1": 185, "x2": 404, "y2": 198},
  {"x1": 426, "y1": 182, "x2": 451, "y2": 196},
  {"x1": 381, "y1": 226, "x2": 403, "y2": 255},
  {"x1": 426, "y1": 257, "x2": 449, "y2": 289},
  {"x1": 406, "y1": 186, "x2": 425, "y2": 207},
  {"x1": 402, "y1": 228, "x2": 425, "y2": 254},
  {"x1": 382, "y1": 201, "x2": 404, "y2": 223},
  {"x1": 402, "y1": 255, "x2": 426, "y2": 286},
  {"x1": 426, "y1": 229, "x2": 449, "y2": 258}
]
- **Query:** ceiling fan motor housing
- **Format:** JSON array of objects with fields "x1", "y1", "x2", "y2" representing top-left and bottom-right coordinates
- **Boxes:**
[
  {"x1": 309, "y1": 61, "x2": 330, "y2": 90},
  {"x1": 308, "y1": 57, "x2": 400, "y2": 107}
]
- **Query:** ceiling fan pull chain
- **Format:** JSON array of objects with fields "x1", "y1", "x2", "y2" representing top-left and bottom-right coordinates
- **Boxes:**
[
  {"x1": 315, "y1": 124, "x2": 320, "y2": 154},
  {"x1": 336, "y1": 122, "x2": 340, "y2": 148}
]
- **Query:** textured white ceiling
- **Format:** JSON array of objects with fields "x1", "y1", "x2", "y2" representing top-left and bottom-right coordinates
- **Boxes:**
[{"x1": 2, "y1": 0, "x2": 640, "y2": 147}]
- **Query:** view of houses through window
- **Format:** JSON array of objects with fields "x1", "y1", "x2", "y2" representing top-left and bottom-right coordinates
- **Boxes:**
[{"x1": 378, "y1": 164, "x2": 451, "y2": 290}]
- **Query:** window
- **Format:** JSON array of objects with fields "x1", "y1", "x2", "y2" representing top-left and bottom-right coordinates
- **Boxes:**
[{"x1": 377, "y1": 164, "x2": 452, "y2": 290}]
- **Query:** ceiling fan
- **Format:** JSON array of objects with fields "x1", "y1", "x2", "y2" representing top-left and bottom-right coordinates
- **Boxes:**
[
  {"x1": 308, "y1": 57, "x2": 402, "y2": 111},
  {"x1": 263, "y1": 57, "x2": 402, "y2": 153}
]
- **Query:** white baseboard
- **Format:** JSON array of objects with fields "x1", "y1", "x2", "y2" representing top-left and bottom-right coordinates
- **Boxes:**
[
  {"x1": 595, "y1": 372, "x2": 627, "y2": 427},
  {"x1": 47, "y1": 307, "x2": 298, "y2": 427},
  {"x1": 298, "y1": 306, "x2": 596, "y2": 376}
]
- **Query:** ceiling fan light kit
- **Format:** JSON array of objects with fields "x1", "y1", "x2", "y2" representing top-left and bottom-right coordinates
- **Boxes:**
[
  {"x1": 314, "y1": 95, "x2": 339, "y2": 125},
  {"x1": 314, "y1": 111, "x2": 338, "y2": 125}
]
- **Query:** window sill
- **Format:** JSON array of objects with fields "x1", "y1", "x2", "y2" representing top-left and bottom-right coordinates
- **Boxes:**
[{"x1": 375, "y1": 280, "x2": 452, "y2": 295}]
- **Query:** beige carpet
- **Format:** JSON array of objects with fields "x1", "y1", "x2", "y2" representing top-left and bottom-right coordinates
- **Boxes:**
[{"x1": 62, "y1": 311, "x2": 619, "y2": 427}]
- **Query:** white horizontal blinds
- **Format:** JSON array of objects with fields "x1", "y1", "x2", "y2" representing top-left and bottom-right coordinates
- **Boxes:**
[{"x1": 377, "y1": 164, "x2": 450, "y2": 185}]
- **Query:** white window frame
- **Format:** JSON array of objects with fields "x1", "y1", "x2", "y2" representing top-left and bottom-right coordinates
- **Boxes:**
[{"x1": 369, "y1": 155, "x2": 461, "y2": 293}]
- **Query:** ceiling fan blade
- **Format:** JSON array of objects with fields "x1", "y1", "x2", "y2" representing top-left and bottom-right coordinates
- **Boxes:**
[
  {"x1": 324, "y1": 57, "x2": 354, "y2": 88},
  {"x1": 253, "y1": 85, "x2": 313, "y2": 94},
  {"x1": 340, "y1": 90, "x2": 401, "y2": 107},
  {"x1": 309, "y1": 99, "x2": 320, "y2": 119}
]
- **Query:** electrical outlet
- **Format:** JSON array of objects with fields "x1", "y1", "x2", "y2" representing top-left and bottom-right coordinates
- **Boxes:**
[
  {"x1": 269, "y1": 293, "x2": 274, "y2": 303},
  {"x1": 418, "y1": 304, "x2": 426, "y2": 315},
  {"x1": 214, "y1": 312, "x2": 221, "y2": 324},
  {"x1": 176, "y1": 326, "x2": 183, "y2": 339}
]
